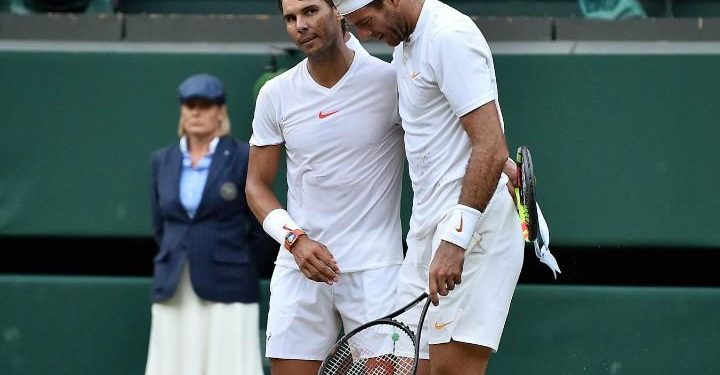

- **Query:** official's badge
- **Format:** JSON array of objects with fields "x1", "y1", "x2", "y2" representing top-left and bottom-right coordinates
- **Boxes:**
[{"x1": 220, "y1": 182, "x2": 237, "y2": 201}]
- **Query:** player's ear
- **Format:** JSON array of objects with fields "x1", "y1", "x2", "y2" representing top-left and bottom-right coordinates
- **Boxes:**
[{"x1": 334, "y1": 7, "x2": 342, "y2": 22}]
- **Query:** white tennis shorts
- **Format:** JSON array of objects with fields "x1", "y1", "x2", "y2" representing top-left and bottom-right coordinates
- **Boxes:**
[
  {"x1": 265, "y1": 264, "x2": 401, "y2": 360},
  {"x1": 397, "y1": 188, "x2": 524, "y2": 358}
]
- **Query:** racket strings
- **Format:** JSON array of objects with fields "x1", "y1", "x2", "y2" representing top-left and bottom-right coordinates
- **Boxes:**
[{"x1": 321, "y1": 322, "x2": 416, "y2": 375}]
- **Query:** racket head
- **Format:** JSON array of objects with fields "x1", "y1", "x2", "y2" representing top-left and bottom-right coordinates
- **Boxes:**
[
  {"x1": 515, "y1": 146, "x2": 539, "y2": 242},
  {"x1": 318, "y1": 320, "x2": 418, "y2": 375}
]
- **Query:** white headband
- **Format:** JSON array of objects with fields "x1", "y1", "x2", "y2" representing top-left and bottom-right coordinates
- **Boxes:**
[{"x1": 333, "y1": 0, "x2": 373, "y2": 15}]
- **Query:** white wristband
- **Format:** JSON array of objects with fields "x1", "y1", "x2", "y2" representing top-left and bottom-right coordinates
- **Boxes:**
[
  {"x1": 262, "y1": 208, "x2": 300, "y2": 245},
  {"x1": 439, "y1": 204, "x2": 482, "y2": 250}
]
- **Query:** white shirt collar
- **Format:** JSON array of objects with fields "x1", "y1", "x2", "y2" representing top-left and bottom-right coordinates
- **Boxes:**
[
  {"x1": 407, "y1": 0, "x2": 434, "y2": 44},
  {"x1": 179, "y1": 136, "x2": 220, "y2": 155}
]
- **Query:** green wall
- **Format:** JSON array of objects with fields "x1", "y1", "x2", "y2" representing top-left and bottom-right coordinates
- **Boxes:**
[
  {"x1": 1, "y1": 49, "x2": 719, "y2": 247},
  {"x1": 495, "y1": 55, "x2": 720, "y2": 247},
  {"x1": 0, "y1": 51, "x2": 269, "y2": 236},
  {"x1": 0, "y1": 276, "x2": 151, "y2": 375},
  {"x1": 491, "y1": 285, "x2": 720, "y2": 375},
  {"x1": 1, "y1": 276, "x2": 718, "y2": 375}
]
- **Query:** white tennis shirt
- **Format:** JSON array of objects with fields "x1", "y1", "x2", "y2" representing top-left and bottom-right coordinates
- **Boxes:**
[
  {"x1": 393, "y1": 0, "x2": 509, "y2": 237},
  {"x1": 345, "y1": 32, "x2": 370, "y2": 56},
  {"x1": 250, "y1": 49, "x2": 405, "y2": 272}
]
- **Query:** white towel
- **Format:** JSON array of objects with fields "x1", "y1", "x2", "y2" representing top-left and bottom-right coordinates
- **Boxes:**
[{"x1": 534, "y1": 204, "x2": 561, "y2": 279}]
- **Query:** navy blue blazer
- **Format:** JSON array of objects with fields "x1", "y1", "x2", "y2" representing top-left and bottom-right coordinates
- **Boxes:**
[{"x1": 150, "y1": 136, "x2": 266, "y2": 303}]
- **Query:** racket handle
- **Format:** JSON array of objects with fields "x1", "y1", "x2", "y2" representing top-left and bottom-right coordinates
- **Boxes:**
[{"x1": 515, "y1": 187, "x2": 530, "y2": 242}]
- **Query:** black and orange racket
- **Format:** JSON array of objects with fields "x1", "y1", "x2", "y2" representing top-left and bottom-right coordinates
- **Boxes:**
[{"x1": 514, "y1": 146, "x2": 539, "y2": 242}]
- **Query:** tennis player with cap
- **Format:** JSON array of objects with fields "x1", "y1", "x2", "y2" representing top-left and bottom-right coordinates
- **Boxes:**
[
  {"x1": 245, "y1": 1, "x2": 405, "y2": 374},
  {"x1": 335, "y1": 0, "x2": 525, "y2": 374}
]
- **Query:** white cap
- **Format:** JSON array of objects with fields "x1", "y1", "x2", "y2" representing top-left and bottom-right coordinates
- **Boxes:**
[{"x1": 333, "y1": 0, "x2": 373, "y2": 15}]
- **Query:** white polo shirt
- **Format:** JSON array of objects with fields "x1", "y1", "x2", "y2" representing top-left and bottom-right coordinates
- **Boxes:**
[
  {"x1": 250, "y1": 50, "x2": 405, "y2": 272},
  {"x1": 393, "y1": 0, "x2": 509, "y2": 237},
  {"x1": 345, "y1": 32, "x2": 370, "y2": 56}
]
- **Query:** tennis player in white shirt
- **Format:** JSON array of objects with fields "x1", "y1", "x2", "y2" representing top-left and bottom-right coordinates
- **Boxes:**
[
  {"x1": 245, "y1": 1, "x2": 405, "y2": 374},
  {"x1": 338, "y1": 0, "x2": 525, "y2": 374}
]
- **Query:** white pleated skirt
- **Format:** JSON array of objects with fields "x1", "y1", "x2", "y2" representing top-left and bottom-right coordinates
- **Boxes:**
[{"x1": 144, "y1": 263, "x2": 265, "y2": 375}]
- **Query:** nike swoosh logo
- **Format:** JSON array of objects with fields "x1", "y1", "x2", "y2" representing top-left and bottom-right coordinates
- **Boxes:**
[
  {"x1": 455, "y1": 213, "x2": 463, "y2": 232},
  {"x1": 410, "y1": 71, "x2": 420, "y2": 79},
  {"x1": 434, "y1": 320, "x2": 453, "y2": 330},
  {"x1": 318, "y1": 110, "x2": 339, "y2": 119}
]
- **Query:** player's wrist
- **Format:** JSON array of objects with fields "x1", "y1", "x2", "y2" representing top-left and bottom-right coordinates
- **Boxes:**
[
  {"x1": 284, "y1": 228, "x2": 306, "y2": 253},
  {"x1": 262, "y1": 208, "x2": 306, "y2": 252},
  {"x1": 439, "y1": 204, "x2": 481, "y2": 250},
  {"x1": 439, "y1": 240, "x2": 466, "y2": 254}
]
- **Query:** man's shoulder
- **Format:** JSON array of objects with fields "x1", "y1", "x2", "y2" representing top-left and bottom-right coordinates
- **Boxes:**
[
  {"x1": 356, "y1": 53, "x2": 395, "y2": 76},
  {"x1": 425, "y1": 1, "x2": 479, "y2": 40},
  {"x1": 433, "y1": 0, "x2": 474, "y2": 23},
  {"x1": 364, "y1": 54, "x2": 392, "y2": 68},
  {"x1": 259, "y1": 61, "x2": 304, "y2": 94},
  {"x1": 422, "y1": 17, "x2": 486, "y2": 56}
]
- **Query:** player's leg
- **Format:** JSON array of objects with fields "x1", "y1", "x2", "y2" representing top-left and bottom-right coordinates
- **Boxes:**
[
  {"x1": 429, "y1": 341, "x2": 491, "y2": 375},
  {"x1": 416, "y1": 359, "x2": 430, "y2": 375},
  {"x1": 334, "y1": 264, "x2": 401, "y2": 373},
  {"x1": 427, "y1": 187, "x2": 524, "y2": 374},
  {"x1": 334, "y1": 264, "x2": 401, "y2": 328},
  {"x1": 270, "y1": 359, "x2": 321, "y2": 375},
  {"x1": 266, "y1": 266, "x2": 341, "y2": 375},
  {"x1": 395, "y1": 233, "x2": 433, "y2": 375}
]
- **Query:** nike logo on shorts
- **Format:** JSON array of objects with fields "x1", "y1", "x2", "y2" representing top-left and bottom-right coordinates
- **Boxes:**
[{"x1": 434, "y1": 320, "x2": 453, "y2": 330}]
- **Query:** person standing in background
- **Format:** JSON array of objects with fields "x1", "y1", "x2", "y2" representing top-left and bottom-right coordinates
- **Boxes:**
[{"x1": 145, "y1": 73, "x2": 266, "y2": 375}]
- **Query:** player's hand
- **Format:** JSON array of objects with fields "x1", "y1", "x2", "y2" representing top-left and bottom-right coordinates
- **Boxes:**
[
  {"x1": 428, "y1": 241, "x2": 465, "y2": 306},
  {"x1": 503, "y1": 157, "x2": 518, "y2": 207},
  {"x1": 291, "y1": 236, "x2": 340, "y2": 284}
]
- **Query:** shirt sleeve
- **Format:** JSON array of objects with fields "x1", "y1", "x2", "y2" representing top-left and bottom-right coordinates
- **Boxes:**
[
  {"x1": 249, "y1": 82, "x2": 284, "y2": 146},
  {"x1": 428, "y1": 27, "x2": 497, "y2": 118}
]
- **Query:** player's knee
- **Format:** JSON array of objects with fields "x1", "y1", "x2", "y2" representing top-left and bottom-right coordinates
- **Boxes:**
[
  {"x1": 430, "y1": 341, "x2": 491, "y2": 375},
  {"x1": 431, "y1": 357, "x2": 489, "y2": 375},
  {"x1": 429, "y1": 357, "x2": 454, "y2": 375}
]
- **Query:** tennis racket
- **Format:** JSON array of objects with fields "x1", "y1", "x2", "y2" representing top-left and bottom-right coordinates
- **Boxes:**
[
  {"x1": 318, "y1": 293, "x2": 432, "y2": 375},
  {"x1": 514, "y1": 146, "x2": 539, "y2": 242}
]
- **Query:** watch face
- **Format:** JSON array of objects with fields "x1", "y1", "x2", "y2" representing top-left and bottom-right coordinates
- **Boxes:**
[{"x1": 286, "y1": 233, "x2": 297, "y2": 243}]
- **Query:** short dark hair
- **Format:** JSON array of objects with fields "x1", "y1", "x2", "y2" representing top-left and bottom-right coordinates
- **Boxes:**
[
  {"x1": 277, "y1": 0, "x2": 349, "y2": 34},
  {"x1": 277, "y1": 0, "x2": 335, "y2": 12},
  {"x1": 366, "y1": 0, "x2": 384, "y2": 10}
]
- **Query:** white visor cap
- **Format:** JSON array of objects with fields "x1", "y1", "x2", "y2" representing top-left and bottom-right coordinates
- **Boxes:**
[{"x1": 334, "y1": 0, "x2": 373, "y2": 15}]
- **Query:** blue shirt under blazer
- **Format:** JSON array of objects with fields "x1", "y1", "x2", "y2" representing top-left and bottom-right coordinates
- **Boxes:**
[{"x1": 150, "y1": 136, "x2": 265, "y2": 303}]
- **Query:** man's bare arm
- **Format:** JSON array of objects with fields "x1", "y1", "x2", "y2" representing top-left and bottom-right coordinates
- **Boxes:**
[
  {"x1": 458, "y1": 101, "x2": 509, "y2": 211},
  {"x1": 428, "y1": 101, "x2": 508, "y2": 305},
  {"x1": 246, "y1": 145, "x2": 339, "y2": 283},
  {"x1": 246, "y1": 145, "x2": 284, "y2": 221}
]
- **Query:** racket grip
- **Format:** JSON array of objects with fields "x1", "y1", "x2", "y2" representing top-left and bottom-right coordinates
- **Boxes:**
[{"x1": 514, "y1": 187, "x2": 530, "y2": 242}]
